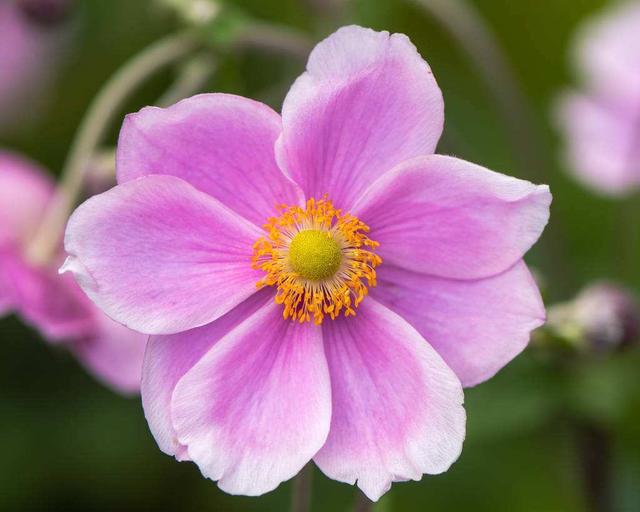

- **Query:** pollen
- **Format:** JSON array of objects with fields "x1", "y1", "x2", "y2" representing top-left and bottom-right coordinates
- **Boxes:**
[{"x1": 252, "y1": 197, "x2": 382, "y2": 325}]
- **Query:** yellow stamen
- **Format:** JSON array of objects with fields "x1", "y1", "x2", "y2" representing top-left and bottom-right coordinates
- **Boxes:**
[{"x1": 251, "y1": 197, "x2": 382, "y2": 325}]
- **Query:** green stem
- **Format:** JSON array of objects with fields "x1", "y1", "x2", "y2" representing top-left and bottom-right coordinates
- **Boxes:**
[
  {"x1": 291, "y1": 463, "x2": 313, "y2": 512},
  {"x1": 575, "y1": 421, "x2": 613, "y2": 512},
  {"x1": 411, "y1": 0, "x2": 546, "y2": 179},
  {"x1": 26, "y1": 32, "x2": 200, "y2": 265},
  {"x1": 157, "y1": 53, "x2": 217, "y2": 107},
  {"x1": 233, "y1": 22, "x2": 312, "y2": 59}
]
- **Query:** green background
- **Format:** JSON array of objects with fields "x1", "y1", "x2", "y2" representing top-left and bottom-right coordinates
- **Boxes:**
[{"x1": 1, "y1": 0, "x2": 639, "y2": 510}]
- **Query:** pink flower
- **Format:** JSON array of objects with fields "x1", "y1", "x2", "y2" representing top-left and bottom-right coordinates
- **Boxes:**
[
  {"x1": 556, "y1": 1, "x2": 640, "y2": 195},
  {"x1": 0, "y1": 150, "x2": 146, "y2": 394},
  {"x1": 62, "y1": 26, "x2": 551, "y2": 499}
]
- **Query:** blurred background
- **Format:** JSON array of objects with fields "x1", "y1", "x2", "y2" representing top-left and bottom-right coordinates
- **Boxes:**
[{"x1": 1, "y1": 0, "x2": 639, "y2": 510}]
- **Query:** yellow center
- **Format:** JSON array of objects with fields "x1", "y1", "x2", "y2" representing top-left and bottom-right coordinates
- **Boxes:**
[
  {"x1": 288, "y1": 230, "x2": 342, "y2": 280},
  {"x1": 252, "y1": 197, "x2": 382, "y2": 325}
]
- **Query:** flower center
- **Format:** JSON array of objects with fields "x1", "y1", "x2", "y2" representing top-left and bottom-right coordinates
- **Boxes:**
[
  {"x1": 288, "y1": 230, "x2": 342, "y2": 280},
  {"x1": 252, "y1": 197, "x2": 382, "y2": 325}
]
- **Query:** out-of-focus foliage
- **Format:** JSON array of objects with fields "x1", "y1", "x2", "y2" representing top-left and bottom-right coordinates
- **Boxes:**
[{"x1": 1, "y1": 0, "x2": 638, "y2": 510}]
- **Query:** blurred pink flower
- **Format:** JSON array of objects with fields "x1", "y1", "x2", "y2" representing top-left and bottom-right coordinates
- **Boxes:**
[
  {"x1": 0, "y1": 0, "x2": 69, "y2": 131},
  {"x1": 556, "y1": 1, "x2": 640, "y2": 195},
  {"x1": 62, "y1": 26, "x2": 551, "y2": 499},
  {"x1": 0, "y1": 150, "x2": 146, "y2": 394}
]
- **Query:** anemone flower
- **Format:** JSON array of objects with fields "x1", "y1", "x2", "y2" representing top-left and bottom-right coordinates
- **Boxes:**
[
  {"x1": 62, "y1": 26, "x2": 551, "y2": 499},
  {"x1": 0, "y1": 150, "x2": 145, "y2": 393},
  {"x1": 556, "y1": 1, "x2": 640, "y2": 195}
]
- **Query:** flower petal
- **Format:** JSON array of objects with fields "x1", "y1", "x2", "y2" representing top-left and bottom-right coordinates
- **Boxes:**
[
  {"x1": 0, "y1": 151, "x2": 53, "y2": 246},
  {"x1": 117, "y1": 93, "x2": 304, "y2": 226},
  {"x1": 141, "y1": 289, "x2": 273, "y2": 459},
  {"x1": 574, "y1": 1, "x2": 640, "y2": 103},
  {"x1": 72, "y1": 314, "x2": 148, "y2": 395},
  {"x1": 374, "y1": 261, "x2": 545, "y2": 387},
  {"x1": 62, "y1": 175, "x2": 263, "y2": 335},
  {"x1": 277, "y1": 25, "x2": 444, "y2": 209},
  {"x1": 0, "y1": 251, "x2": 14, "y2": 315},
  {"x1": 171, "y1": 300, "x2": 331, "y2": 496},
  {"x1": 352, "y1": 155, "x2": 551, "y2": 279},
  {"x1": 3, "y1": 250, "x2": 95, "y2": 340},
  {"x1": 555, "y1": 92, "x2": 640, "y2": 195},
  {"x1": 314, "y1": 299, "x2": 465, "y2": 502}
]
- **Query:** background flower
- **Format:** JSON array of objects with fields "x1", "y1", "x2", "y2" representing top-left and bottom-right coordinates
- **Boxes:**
[
  {"x1": 0, "y1": 150, "x2": 146, "y2": 394},
  {"x1": 556, "y1": 1, "x2": 640, "y2": 195}
]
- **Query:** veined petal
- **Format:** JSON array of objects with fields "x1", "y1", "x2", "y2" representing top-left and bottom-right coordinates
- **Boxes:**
[
  {"x1": 117, "y1": 93, "x2": 304, "y2": 226},
  {"x1": 63, "y1": 175, "x2": 263, "y2": 335},
  {"x1": 141, "y1": 289, "x2": 273, "y2": 459},
  {"x1": 314, "y1": 299, "x2": 465, "y2": 502},
  {"x1": 374, "y1": 261, "x2": 545, "y2": 387},
  {"x1": 171, "y1": 300, "x2": 331, "y2": 496},
  {"x1": 352, "y1": 155, "x2": 551, "y2": 279},
  {"x1": 277, "y1": 25, "x2": 444, "y2": 210}
]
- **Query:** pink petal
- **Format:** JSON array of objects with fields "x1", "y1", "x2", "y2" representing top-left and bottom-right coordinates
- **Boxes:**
[
  {"x1": 555, "y1": 91, "x2": 640, "y2": 195},
  {"x1": 141, "y1": 289, "x2": 272, "y2": 459},
  {"x1": 277, "y1": 25, "x2": 444, "y2": 209},
  {"x1": 574, "y1": 1, "x2": 640, "y2": 103},
  {"x1": 0, "y1": 151, "x2": 53, "y2": 247},
  {"x1": 0, "y1": 250, "x2": 14, "y2": 315},
  {"x1": 62, "y1": 175, "x2": 263, "y2": 335},
  {"x1": 314, "y1": 299, "x2": 465, "y2": 502},
  {"x1": 72, "y1": 314, "x2": 148, "y2": 395},
  {"x1": 352, "y1": 155, "x2": 551, "y2": 279},
  {"x1": 374, "y1": 261, "x2": 545, "y2": 387},
  {"x1": 3, "y1": 250, "x2": 95, "y2": 341},
  {"x1": 117, "y1": 93, "x2": 304, "y2": 226},
  {"x1": 171, "y1": 300, "x2": 331, "y2": 496},
  {"x1": 5, "y1": 250, "x2": 147, "y2": 392}
]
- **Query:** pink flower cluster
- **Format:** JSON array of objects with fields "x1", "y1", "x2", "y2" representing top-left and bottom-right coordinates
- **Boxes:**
[{"x1": 62, "y1": 26, "x2": 551, "y2": 499}]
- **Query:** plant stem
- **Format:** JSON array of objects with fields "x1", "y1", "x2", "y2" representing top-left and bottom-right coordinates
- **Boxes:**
[
  {"x1": 411, "y1": 0, "x2": 546, "y2": 180},
  {"x1": 233, "y1": 23, "x2": 312, "y2": 59},
  {"x1": 26, "y1": 32, "x2": 200, "y2": 265},
  {"x1": 576, "y1": 421, "x2": 613, "y2": 512},
  {"x1": 291, "y1": 464, "x2": 313, "y2": 512},
  {"x1": 156, "y1": 53, "x2": 217, "y2": 108}
]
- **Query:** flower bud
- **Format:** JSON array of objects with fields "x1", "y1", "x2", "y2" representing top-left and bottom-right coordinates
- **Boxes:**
[{"x1": 547, "y1": 281, "x2": 640, "y2": 353}]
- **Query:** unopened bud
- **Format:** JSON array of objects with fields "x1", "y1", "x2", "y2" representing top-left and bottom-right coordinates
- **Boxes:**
[{"x1": 547, "y1": 281, "x2": 640, "y2": 353}]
